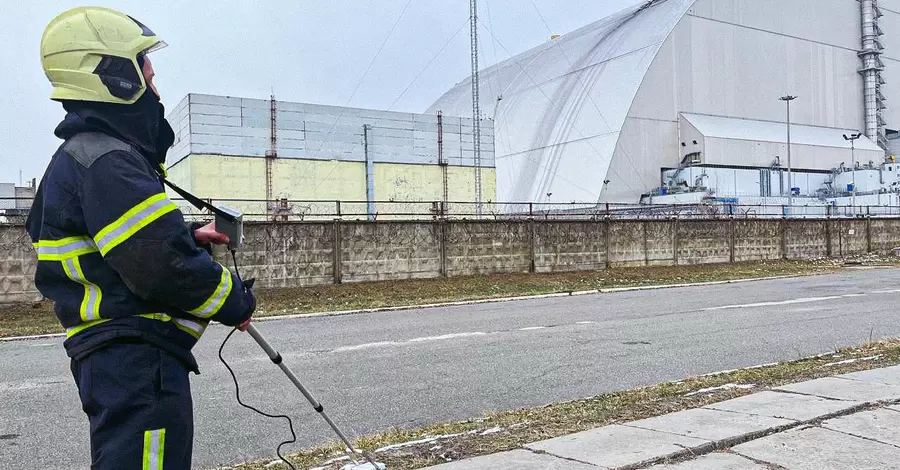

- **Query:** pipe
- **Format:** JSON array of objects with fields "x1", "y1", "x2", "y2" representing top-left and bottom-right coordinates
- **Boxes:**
[
  {"x1": 363, "y1": 125, "x2": 375, "y2": 221},
  {"x1": 860, "y1": 0, "x2": 884, "y2": 147}
]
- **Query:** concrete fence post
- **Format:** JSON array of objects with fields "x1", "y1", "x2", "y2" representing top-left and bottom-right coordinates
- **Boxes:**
[
  {"x1": 866, "y1": 217, "x2": 873, "y2": 253},
  {"x1": 839, "y1": 219, "x2": 844, "y2": 257},
  {"x1": 643, "y1": 221, "x2": 649, "y2": 266},
  {"x1": 780, "y1": 218, "x2": 788, "y2": 260},
  {"x1": 729, "y1": 218, "x2": 736, "y2": 263},
  {"x1": 332, "y1": 219, "x2": 343, "y2": 284},
  {"x1": 528, "y1": 218, "x2": 536, "y2": 273},
  {"x1": 672, "y1": 218, "x2": 679, "y2": 265},
  {"x1": 438, "y1": 219, "x2": 448, "y2": 277},
  {"x1": 604, "y1": 220, "x2": 612, "y2": 269},
  {"x1": 825, "y1": 219, "x2": 833, "y2": 258}
]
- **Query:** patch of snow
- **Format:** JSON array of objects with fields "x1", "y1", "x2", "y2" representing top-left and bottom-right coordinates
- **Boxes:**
[
  {"x1": 375, "y1": 437, "x2": 440, "y2": 453},
  {"x1": 480, "y1": 427, "x2": 503, "y2": 436},
  {"x1": 823, "y1": 355, "x2": 882, "y2": 367},
  {"x1": 321, "y1": 456, "x2": 351, "y2": 465},
  {"x1": 265, "y1": 461, "x2": 283, "y2": 468},
  {"x1": 408, "y1": 332, "x2": 487, "y2": 342},
  {"x1": 332, "y1": 341, "x2": 400, "y2": 353},
  {"x1": 340, "y1": 463, "x2": 385, "y2": 470},
  {"x1": 699, "y1": 362, "x2": 779, "y2": 378},
  {"x1": 685, "y1": 383, "x2": 755, "y2": 397},
  {"x1": 374, "y1": 429, "x2": 486, "y2": 454},
  {"x1": 430, "y1": 445, "x2": 442, "y2": 451}
]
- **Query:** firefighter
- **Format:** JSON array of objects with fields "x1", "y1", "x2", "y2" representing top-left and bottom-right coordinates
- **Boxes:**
[{"x1": 27, "y1": 7, "x2": 256, "y2": 469}]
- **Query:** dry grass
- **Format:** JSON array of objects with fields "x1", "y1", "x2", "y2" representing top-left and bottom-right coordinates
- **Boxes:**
[
  {"x1": 254, "y1": 259, "x2": 842, "y2": 315},
  {"x1": 223, "y1": 340, "x2": 900, "y2": 470},
  {"x1": 0, "y1": 260, "x2": 843, "y2": 338}
]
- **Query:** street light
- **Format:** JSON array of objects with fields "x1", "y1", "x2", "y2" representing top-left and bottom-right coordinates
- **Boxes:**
[
  {"x1": 843, "y1": 132, "x2": 862, "y2": 216},
  {"x1": 780, "y1": 95, "x2": 798, "y2": 212}
]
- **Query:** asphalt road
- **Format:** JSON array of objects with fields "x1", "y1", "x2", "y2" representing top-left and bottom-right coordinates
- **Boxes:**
[{"x1": 3, "y1": 269, "x2": 900, "y2": 469}]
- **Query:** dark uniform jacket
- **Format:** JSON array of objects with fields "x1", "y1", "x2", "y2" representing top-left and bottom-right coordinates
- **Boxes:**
[{"x1": 26, "y1": 95, "x2": 255, "y2": 372}]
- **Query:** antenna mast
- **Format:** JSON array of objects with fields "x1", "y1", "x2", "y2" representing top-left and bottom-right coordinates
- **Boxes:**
[{"x1": 470, "y1": 0, "x2": 483, "y2": 216}]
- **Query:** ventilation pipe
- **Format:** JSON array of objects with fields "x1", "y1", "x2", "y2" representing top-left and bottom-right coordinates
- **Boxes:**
[{"x1": 861, "y1": 0, "x2": 888, "y2": 152}]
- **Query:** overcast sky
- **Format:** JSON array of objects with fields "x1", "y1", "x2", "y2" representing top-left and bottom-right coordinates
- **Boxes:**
[{"x1": 1, "y1": 0, "x2": 640, "y2": 185}]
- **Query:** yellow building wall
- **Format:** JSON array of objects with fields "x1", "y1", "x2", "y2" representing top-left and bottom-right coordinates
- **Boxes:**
[
  {"x1": 166, "y1": 155, "x2": 497, "y2": 219},
  {"x1": 374, "y1": 164, "x2": 497, "y2": 201},
  {"x1": 374, "y1": 163, "x2": 498, "y2": 216},
  {"x1": 447, "y1": 166, "x2": 498, "y2": 202},
  {"x1": 164, "y1": 159, "x2": 192, "y2": 190},
  {"x1": 190, "y1": 155, "x2": 268, "y2": 199},
  {"x1": 271, "y1": 159, "x2": 366, "y2": 201}
]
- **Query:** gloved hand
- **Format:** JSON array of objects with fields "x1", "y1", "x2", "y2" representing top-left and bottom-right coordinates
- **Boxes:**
[
  {"x1": 236, "y1": 277, "x2": 256, "y2": 331},
  {"x1": 194, "y1": 221, "x2": 230, "y2": 245}
]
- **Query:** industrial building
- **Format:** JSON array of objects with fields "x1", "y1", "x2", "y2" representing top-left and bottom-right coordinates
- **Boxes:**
[
  {"x1": 165, "y1": 94, "x2": 495, "y2": 220},
  {"x1": 429, "y1": 0, "x2": 900, "y2": 211}
]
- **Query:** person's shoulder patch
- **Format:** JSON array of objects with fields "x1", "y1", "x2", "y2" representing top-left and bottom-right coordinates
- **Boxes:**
[{"x1": 62, "y1": 132, "x2": 136, "y2": 169}]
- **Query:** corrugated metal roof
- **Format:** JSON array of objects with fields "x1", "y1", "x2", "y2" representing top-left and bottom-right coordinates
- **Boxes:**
[
  {"x1": 682, "y1": 113, "x2": 882, "y2": 151},
  {"x1": 427, "y1": 0, "x2": 696, "y2": 202}
]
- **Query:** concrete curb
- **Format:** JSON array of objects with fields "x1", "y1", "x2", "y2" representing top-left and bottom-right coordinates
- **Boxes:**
[
  {"x1": 597, "y1": 274, "x2": 799, "y2": 293},
  {"x1": 0, "y1": 272, "x2": 821, "y2": 343},
  {"x1": 0, "y1": 332, "x2": 66, "y2": 342},
  {"x1": 254, "y1": 274, "x2": 806, "y2": 324}
]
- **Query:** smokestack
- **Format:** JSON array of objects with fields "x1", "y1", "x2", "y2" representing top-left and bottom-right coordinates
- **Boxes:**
[{"x1": 860, "y1": 0, "x2": 887, "y2": 151}]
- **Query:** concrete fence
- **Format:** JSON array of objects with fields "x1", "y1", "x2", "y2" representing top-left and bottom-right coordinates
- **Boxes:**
[{"x1": 3, "y1": 218, "x2": 900, "y2": 302}]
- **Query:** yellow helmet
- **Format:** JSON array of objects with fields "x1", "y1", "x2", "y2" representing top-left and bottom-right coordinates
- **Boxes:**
[{"x1": 40, "y1": 7, "x2": 167, "y2": 104}]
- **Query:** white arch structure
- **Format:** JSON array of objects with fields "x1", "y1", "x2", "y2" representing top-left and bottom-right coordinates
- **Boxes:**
[{"x1": 428, "y1": 0, "x2": 898, "y2": 204}]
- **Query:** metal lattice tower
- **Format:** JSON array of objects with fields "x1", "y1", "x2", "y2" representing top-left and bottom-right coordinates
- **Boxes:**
[
  {"x1": 470, "y1": 0, "x2": 483, "y2": 216},
  {"x1": 860, "y1": 0, "x2": 888, "y2": 152},
  {"x1": 266, "y1": 95, "x2": 277, "y2": 217}
]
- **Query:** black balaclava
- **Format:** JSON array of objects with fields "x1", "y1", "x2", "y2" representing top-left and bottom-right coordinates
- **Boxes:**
[{"x1": 58, "y1": 84, "x2": 176, "y2": 170}]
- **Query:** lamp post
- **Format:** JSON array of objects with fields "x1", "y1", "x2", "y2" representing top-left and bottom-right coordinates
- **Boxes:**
[
  {"x1": 843, "y1": 132, "x2": 862, "y2": 217},
  {"x1": 780, "y1": 95, "x2": 798, "y2": 213}
]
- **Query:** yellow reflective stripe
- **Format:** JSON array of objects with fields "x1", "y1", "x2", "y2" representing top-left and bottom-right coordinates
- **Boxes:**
[
  {"x1": 66, "y1": 319, "x2": 110, "y2": 338},
  {"x1": 173, "y1": 318, "x2": 208, "y2": 339},
  {"x1": 137, "y1": 313, "x2": 172, "y2": 322},
  {"x1": 142, "y1": 429, "x2": 165, "y2": 470},
  {"x1": 95, "y1": 193, "x2": 178, "y2": 255},
  {"x1": 65, "y1": 314, "x2": 195, "y2": 339},
  {"x1": 188, "y1": 264, "x2": 233, "y2": 319},
  {"x1": 34, "y1": 236, "x2": 99, "y2": 261},
  {"x1": 33, "y1": 236, "x2": 92, "y2": 247},
  {"x1": 72, "y1": 257, "x2": 102, "y2": 322},
  {"x1": 62, "y1": 256, "x2": 102, "y2": 322}
]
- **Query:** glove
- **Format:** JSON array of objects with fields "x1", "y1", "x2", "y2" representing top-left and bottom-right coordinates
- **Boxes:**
[{"x1": 237, "y1": 277, "x2": 256, "y2": 331}]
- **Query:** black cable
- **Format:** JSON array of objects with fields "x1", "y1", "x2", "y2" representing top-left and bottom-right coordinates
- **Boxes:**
[
  {"x1": 230, "y1": 248, "x2": 242, "y2": 280},
  {"x1": 218, "y1": 249, "x2": 298, "y2": 470}
]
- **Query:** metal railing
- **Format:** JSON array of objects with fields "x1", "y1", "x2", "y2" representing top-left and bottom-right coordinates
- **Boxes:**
[{"x1": 5, "y1": 197, "x2": 900, "y2": 223}]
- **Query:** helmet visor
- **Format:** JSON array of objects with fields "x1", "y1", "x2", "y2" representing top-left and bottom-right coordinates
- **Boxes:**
[{"x1": 142, "y1": 40, "x2": 168, "y2": 55}]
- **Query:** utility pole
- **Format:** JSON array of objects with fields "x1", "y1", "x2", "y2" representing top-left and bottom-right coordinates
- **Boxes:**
[
  {"x1": 780, "y1": 95, "x2": 797, "y2": 214},
  {"x1": 844, "y1": 132, "x2": 862, "y2": 217},
  {"x1": 470, "y1": 0, "x2": 483, "y2": 217}
]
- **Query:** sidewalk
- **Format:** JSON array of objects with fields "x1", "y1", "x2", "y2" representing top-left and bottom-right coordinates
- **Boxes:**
[{"x1": 428, "y1": 365, "x2": 900, "y2": 469}]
